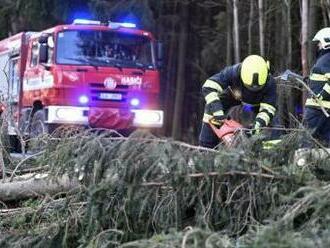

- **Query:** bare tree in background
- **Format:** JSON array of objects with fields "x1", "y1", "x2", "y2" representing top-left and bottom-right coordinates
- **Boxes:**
[
  {"x1": 321, "y1": 0, "x2": 330, "y2": 24},
  {"x1": 258, "y1": 0, "x2": 265, "y2": 56},
  {"x1": 233, "y1": 0, "x2": 240, "y2": 62},
  {"x1": 301, "y1": 0, "x2": 309, "y2": 77},
  {"x1": 248, "y1": 0, "x2": 255, "y2": 54},
  {"x1": 172, "y1": 5, "x2": 188, "y2": 139},
  {"x1": 308, "y1": 0, "x2": 317, "y2": 68},
  {"x1": 283, "y1": 0, "x2": 292, "y2": 68},
  {"x1": 226, "y1": 0, "x2": 232, "y2": 65}
]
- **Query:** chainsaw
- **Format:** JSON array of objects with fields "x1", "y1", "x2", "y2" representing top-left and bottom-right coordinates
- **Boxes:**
[
  {"x1": 209, "y1": 118, "x2": 282, "y2": 149},
  {"x1": 209, "y1": 118, "x2": 243, "y2": 147}
]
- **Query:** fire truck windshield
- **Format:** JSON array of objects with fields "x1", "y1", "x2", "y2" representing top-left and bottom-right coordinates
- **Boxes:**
[{"x1": 56, "y1": 30, "x2": 155, "y2": 69}]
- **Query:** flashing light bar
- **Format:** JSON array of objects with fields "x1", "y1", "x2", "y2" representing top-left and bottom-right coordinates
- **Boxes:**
[
  {"x1": 72, "y1": 19, "x2": 136, "y2": 28},
  {"x1": 108, "y1": 22, "x2": 136, "y2": 29},
  {"x1": 120, "y1": 22, "x2": 137, "y2": 28},
  {"x1": 73, "y1": 19, "x2": 101, "y2": 25}
]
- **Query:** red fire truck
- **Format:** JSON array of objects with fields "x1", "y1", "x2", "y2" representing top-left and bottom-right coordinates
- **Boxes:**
[{"x1": 0, "y1": 19, "x2": 164, "y2": 148}]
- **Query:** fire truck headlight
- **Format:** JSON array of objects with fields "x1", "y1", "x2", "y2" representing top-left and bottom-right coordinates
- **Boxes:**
[
  {"x1": 130, "y1": 98, "x2": 140, "y2": 107},
  {"x1": 79, "y1": 95, "x2": 89, "y2": 104},
  {"x1": 132, "y1": 110, "x2": 163, "y2": 127},
  {"x1": 56, "y1": 108, "x2": 84, "y2": 121}
]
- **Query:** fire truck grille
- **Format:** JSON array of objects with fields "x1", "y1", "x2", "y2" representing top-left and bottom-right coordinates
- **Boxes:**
[{"x1": 89, "y1": 83, "x2": 129, "y2": 89}]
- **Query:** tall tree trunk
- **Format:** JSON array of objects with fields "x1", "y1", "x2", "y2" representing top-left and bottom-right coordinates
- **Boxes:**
[
  {"x1": 233, "y1": 0, "x2": 240, "y2": 62},
  {"x1": 321, "y1": 0, "x2": 329, "y2": 26},
  {"x1": 165, "y1": 26, "x2": 178, "y2": 136},
  {"x1": 258, "y1": 0, "x2": 265, "y2": 56},
  {"x1": 284, "y1": 0, "x2": 292, "y2": 68},
  {"x1": 248, "y1": 0, "x2": 255, "y2": 54},
  {"x1": 301, "y1": 0, "x2": 309, "y2": 77},
  {"x1": 308, "y1": 0, "x2": 317, "y2": 68},
  {"x1": 172, "y1": 5, "x2": 189, "y2": 139},
  {"x1": 301, "y1": 0, "x2": 309, "y2": 114},
  {"x1": 226, "y1": 0, "x2": 232, "y2": 65}
]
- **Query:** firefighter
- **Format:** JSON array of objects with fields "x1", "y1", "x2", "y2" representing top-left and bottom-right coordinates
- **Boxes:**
[
  {"x1": 304, "y1": 28, "x2": 330, "y2": 145},
  {"x1": 199, "y1": 55, "x2": 277, "y2": 148}
]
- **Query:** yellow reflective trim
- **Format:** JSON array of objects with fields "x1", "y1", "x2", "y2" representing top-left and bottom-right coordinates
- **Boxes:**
[
  {"x1": 306, "y1": 98, "x2": 330, "y2": 109},
  {"x1": 310, "y1": 73, "x2": 328, "y2": 81},
  {"x1": 260, "y1": 103, "x2": 276, "y2": 115},
  {"x1": 324, "y1": 83, "x2": 330, "y2": 94},
  {"x1": 262, "y1": 139, "x2": 282, "y2": 150},
  {"x1": 203, "y1": 79, "x2": 223, "y2": 92},
  {"x1": 256, "y1": 112, "x2": 270, "y2": 125},
  {"x1": 213, "y1": 110, "x2": 224, "y2": 116},
  {"x1": 205, "y1": 92, "x2": 219, "y2": 104},
  {"x1": 324, "y1": 73, "x2": 330, "y2": 79},
  {"x1": 203, "y1": 113, "x2": 213, "y2": 123}
]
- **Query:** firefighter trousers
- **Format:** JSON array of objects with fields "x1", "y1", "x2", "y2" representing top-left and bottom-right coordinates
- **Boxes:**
[{"x1": 303, "y1": 107, "x2": 330, "y2": 146}]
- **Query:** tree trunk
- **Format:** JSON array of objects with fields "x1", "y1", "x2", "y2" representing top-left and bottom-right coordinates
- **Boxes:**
[
  {"x1": 258, "y1": 0, "x2": 265, "y2": 56},
  {"x1": 308, "y1": 0, "x2": 317, "y2": 68},
  {"x1": 0, "y1": 174, "x2": 80, "y2": 201},
  {"x1": 165, "y1": 29, "x2": 178, "y2": 136},
  {"x1": 321, "y1": 0, "x2": 329, "y2": 26},
  {"x1": 172, "y1": 5, "x2": 189, "y2": 139},
  {"x1": 301, "y1": 0, "x2": 309, "y2": 115},
  {"x1": 233, "y1": 0, "x2": 240, "y2": 63},
  {"x1": 248, "y1": 0, "x2": 255, "y2": 54},
  {"x1": 284, "y1": 0, "x2": 292, "y2": 68},
  {"x1": 301, "y1": 0, "x2": 309, "y2": 77},
  {"x1": 226, "y1": 0, "x2": 232, "y2": 65}
]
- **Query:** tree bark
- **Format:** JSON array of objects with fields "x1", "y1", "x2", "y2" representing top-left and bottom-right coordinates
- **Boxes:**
[
  {"x1": 0, "y1": 174, "x2": 80, "y2": 201},
  {"x1": 301, "y1": 0, "x2": 309, "y2": 77},
  {"x1": 172, "y1": 5, "x2": 189, "y2": 139},
  {"x1": 233, "y1": 0, "x2": 240, "y2": 63},
  {"x1": 321, "y1": 0, "x2": 329, "y2": 26},
  {"x1": 226, "y1": 0, "x2": 233, "y2": 65},
  {"x1": 248, "y1": 0, "x2": 255, "y2": 54},
  {"x1": 285, "y1": 0, "x2": 292, "y2": 68},
  {"x1": 308, "y1": 0, "x2": 317, "y2": 68},
  {"x1": 258, "y1": 0, "x2": 265, "y2": 56}
]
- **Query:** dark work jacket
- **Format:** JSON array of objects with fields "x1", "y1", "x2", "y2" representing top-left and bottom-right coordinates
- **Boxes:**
[
  {"x1": 202, "y1": 64, "x2": 277, "y2": 128},
  {"x1": 306, "y1": 50, "x2": 330, "y2": 110}
]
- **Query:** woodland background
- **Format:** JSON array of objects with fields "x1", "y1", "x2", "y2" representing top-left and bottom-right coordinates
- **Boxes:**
[{"x1": 0, "y1": 0, "x2": 328, "y2": 142}]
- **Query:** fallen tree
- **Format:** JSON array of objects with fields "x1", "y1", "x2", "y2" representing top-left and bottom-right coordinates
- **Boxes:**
[{"x1": 0, "y1": 129, "x2": 329, "y2": 247}]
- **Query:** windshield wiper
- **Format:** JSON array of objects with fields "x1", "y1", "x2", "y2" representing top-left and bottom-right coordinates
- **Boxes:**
[
  {"x1": 134, "y1": 62, "x2": 147, "y2": 73},
  {"x1": 62, "y1": 57, "x2": 99, "y2": 70}
]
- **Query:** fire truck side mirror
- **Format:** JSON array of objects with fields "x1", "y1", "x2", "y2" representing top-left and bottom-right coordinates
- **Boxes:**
[
  {"x1": 38, "y1": 35, "x2": 48, "y2": 44},
  {"x1": 39, "y1": 44, "x2": 48, "y2": 64},
  {"x1": 156, "y1": 41, "x2": 164, "y2": 68}
]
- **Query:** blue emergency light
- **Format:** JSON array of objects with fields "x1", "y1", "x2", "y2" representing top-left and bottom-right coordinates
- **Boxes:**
[
  {"x1": 73, "y1": 19, "x2": 101, "y2": 25},
  {"x1": 120, "y1": 23, "x2": 137, "y2": 28},
  {"x1": 108, "y1": 22, "x2": 136, "y2": 29}
]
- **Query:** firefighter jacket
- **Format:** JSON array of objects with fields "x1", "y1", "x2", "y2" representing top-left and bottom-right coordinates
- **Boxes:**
[
  {"x1": 305, "y1": 50, "x2": 330, "y2": 111},
  {"x1": 202, "y1": 64, "x2": 277, "y2": 130}
]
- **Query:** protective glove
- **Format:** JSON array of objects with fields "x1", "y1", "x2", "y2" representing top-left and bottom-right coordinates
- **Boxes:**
[
  {"x1": 209, "y1": 115, "x2": 226, "y2": 128},
  {"x1": 250, "y1": 121, "x2": 261, "y2": 135}
]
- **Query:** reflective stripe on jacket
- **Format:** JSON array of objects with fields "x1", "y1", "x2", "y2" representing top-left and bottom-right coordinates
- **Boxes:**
[
  {"x1": 201, "y1": 64, "x2": 277, "y2": 128},
  {"x1": 306, "y1": 51, "x2": 330, "y2": 110}
]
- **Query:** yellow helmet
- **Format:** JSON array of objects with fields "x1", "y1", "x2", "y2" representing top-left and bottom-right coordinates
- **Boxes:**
[{"x1": 240, "y1": 55, "x2": 270, "y2": 91}]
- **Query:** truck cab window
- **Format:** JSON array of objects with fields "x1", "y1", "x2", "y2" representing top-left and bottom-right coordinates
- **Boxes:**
[
  {"x1": 47, "y1": 36, "x2": 54, "y2": 64},
  {"x1": 31, "y1": 42, "x2": 39, "y2": 67},
  {"x1": 56, "y1": 30, "x2": 155, "y2": 69}
]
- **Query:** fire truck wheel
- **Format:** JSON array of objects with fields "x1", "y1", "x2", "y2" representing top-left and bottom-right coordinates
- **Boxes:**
[
  {"x1": 9, "y1": 135, "x2": 22, "y2": 153},
  {"x1": 30, "y1": 110, "x2": 56, "y2": 138}
]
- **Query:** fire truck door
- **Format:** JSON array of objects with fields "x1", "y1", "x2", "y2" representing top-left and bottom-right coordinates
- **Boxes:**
[
  {"x1": 6, "y1": 56, "x2": 20, "y2": 135},
  {"x1": 8, "y1": 56, "x2": 20, "y2": 104}
]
